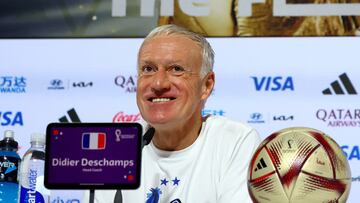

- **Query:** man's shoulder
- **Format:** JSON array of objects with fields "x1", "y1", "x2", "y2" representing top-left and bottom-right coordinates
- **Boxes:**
[
  {"x1": 204, "y1": 116, "x2": 257, "y2": 137},
  {"x1": 203, "y1": 116, "x2": 261, "y2": 149}
]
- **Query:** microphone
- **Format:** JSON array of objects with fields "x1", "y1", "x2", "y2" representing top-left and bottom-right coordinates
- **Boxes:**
[
  {"x1": 142, "y1": 127, "x2": 155, "y2": 148},
  {"x1": 114, "y1": 127, "x2": 155, "y2": 203}
]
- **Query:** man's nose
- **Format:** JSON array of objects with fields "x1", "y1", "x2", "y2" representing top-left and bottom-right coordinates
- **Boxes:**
[{"x1": 151, "y1": 69, "x2": 171, "y2": 94}]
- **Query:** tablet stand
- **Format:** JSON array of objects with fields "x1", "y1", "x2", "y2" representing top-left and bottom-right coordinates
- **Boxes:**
[{"x1": 112, "y1": 127, "x2": 155, "y2": 203}]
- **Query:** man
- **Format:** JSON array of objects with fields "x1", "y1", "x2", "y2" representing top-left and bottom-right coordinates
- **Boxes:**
[{"x1": 84, "y1": 24, "x2": 261, "y2": 202}]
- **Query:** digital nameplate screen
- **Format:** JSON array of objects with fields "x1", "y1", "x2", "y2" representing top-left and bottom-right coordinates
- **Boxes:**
[{"x1": 45, "y1": 123, "x2": 142, "y2": 189}]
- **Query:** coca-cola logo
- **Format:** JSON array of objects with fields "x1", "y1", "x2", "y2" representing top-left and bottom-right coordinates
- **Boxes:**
[{"x1": 113, "y1": 112, "x2": 141, "y2": 122}]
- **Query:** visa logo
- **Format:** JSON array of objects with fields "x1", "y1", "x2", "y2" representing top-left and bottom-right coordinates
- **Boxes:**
[
  {"x1": 251, "y1": 76, "x2": 294, "y2": 91},
  {"x1": 82, "y1": 132, "x2": 106, "y2": 150},
  {"x1": 0, "y1": 111, "x2": 23, "y2": 126},
  {"x1": 341, "y1": 145, "x2": 359, "y2": 160}
]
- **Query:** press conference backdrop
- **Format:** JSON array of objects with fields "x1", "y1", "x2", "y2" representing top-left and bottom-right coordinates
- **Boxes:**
[{"x1": 1, "y1": 38, "x2": 359, "y2": 202}]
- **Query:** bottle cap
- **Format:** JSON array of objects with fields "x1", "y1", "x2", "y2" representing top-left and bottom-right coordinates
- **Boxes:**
[
  {"x1": 4, "y1": 130, "x2": 14, "y2": 139},
  {"x1": 0, "y1": 130, "x2": 18, "y2": 150},
  {"x1": 31, "y1": 133, "x2": 46, "y2": 144}
]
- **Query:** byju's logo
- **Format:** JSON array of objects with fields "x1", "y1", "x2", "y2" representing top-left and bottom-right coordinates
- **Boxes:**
[
  {"x1": 202, "y1": 109, "x2": 225, "y2": 116},
  {"x1": 341, "y1": 145, "x2": 359, "y2": 160},
  {"x1": 322, "y1": 73, "x2": 357, "y2": 95},
  {"x1": 251, "y1": 76, "x2": 294, "y2": 91},
  {"x1": 59, "y1": 108, "x2": 81, "y2": 123},
  {"x1": 72, "y1": 81, "x2": 93, "y2": 88},
  {"x1": 0, "y1": 76, "x2": 26, "y2": 93},
  {"x1": 316, "y1": 109, "x2": 360, "y2": 127},
  {"x1": 113, "y1": 112, "x2": 141, "y2": 122},
  {"x1": 115, "y1": 75, "x2": 137, "y2": 93},
  {"x1": 0, "y1": 111, "x2": 23, "y2": 126},
  {"x1": 48, "y1": 79, "x2": 65, "y2": 90},
  {"x1": 247, "y1": 113, "x2": 265, "y2": 124}
]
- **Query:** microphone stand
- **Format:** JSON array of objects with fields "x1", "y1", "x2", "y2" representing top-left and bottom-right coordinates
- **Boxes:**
[{"x1": 113, "y1": 127, "x2": 155, "y2": 203}]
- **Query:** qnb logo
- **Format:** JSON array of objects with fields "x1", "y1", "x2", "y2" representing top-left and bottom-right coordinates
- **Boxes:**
[
  {"x1": 341, "y1": 145, "x2": 359, "y2": 160},
  {"x1": 247, "y1": 113, "x2": 265, "y2": 124},
  {"x1": 251, "y1": 76, "x2": 294, "y2": 91},
  {"x1": 52, "y1": 197, "x2": 80, "y2": 203},
  {"x1": 115, "y1": 75, "x2": 137, "y2": 93},
  {"x1": 113, "y1": 112, "x2": 141, "y2": 122},
  {"x1": 0, "y1": 76, "x2": 26, "y2": 93},
  {"x1": 322, "y1": 73, "x2": 357, "y2": 95},
  {"x1": 202, "y1": 109, "x2": 225, "y2": 116},
  {"x1": 48, "y1": 79, "x2": 65, "y2": 90},
  {"x1": 273, "y1": 115, "x2": 294, "y2": 121},
  {"x1": 72, "y1": 81, "x2": 93, "y2": 88},
  {"x1": 316, "y1": 109, "x2": 360, "y2": 127},
  {"x1": 0, "y1": 111, "x2": 23, "y2": 126}
]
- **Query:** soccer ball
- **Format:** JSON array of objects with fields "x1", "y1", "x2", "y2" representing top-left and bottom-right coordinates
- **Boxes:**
[{"x1": 248, "y1": 127, "x2": 351, "y2": 203}]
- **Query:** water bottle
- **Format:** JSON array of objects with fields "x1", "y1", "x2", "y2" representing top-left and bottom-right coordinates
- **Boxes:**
[
  {"x1": 0, "y1": 130, "x2": 21, "y2": 202},
  {"x1": 19, "y1": 133, "x2": 50, "y2": 203}
]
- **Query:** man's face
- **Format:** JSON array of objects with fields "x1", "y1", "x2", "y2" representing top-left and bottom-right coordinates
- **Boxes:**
[{"x1": 137, "y1": 34, "x2": 212, "y2": 128}]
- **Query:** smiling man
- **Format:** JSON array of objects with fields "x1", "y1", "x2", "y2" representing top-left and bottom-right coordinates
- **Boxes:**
[{"x1": 85, "y1": 24, "x2": 261, "y2": 203}]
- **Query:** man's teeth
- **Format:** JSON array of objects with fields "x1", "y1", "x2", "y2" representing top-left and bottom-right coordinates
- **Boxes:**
[{"x1": 152, "y1": 98, "x2": 171, "y2": 103}]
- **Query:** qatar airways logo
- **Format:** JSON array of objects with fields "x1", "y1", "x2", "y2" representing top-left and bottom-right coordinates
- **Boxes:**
[
  {"x1": 113, "y1": 112, "x2": 141, "y2": 122},
  {"x1": 114, "y1": 75, "x2": 137, "y2": 93},
  {"x1": 111, "y1": 0, "x2": 360, "y2": 17},
  {"x1": 316, "y1": 109, "x2": 360, "y2": 127}
]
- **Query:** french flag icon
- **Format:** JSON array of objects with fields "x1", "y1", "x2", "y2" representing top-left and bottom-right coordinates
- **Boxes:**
[{"x1": 82, "y1": 132, "x2": 106, "y2": 150}]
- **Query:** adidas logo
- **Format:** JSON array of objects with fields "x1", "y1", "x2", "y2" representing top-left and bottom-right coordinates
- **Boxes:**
[
  {"x1": 59, "y1": 108, "x2": 81, "y2": 123},
  {"x1": 322, "y1": 73, "x2": 357, "y2": 95},
  {"x1": 254, "y1": 158, "x2": 267, "y2": 171}
]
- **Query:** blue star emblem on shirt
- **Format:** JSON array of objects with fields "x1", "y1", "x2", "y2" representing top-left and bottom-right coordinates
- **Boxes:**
[
  {"x1": 160, "y1": 178, "x2": 169, "y2": 186},
  {"x1": 172, "y1": 177, "x2": 180, "y2": 186}
]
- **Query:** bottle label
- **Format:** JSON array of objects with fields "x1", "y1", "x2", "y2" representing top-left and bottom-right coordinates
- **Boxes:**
[
  {"x1": 0, "y1": 154, "x2": 20, "y2": 183},
  {"x1": 20, "y1": 168, "x2": 48, "y2": 203},
  {"x1": 20, "y1": 185, "x2": 46, "y2": 203}
]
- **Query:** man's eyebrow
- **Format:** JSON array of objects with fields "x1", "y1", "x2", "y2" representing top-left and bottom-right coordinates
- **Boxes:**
[{"x1": 139, "y1": 60, "x2": 155, "y2": 65}]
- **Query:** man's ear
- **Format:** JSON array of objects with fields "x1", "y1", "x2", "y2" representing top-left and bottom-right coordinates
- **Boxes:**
[{"x1": 201, "y1": 71, "x2": 215, "y2": 100}]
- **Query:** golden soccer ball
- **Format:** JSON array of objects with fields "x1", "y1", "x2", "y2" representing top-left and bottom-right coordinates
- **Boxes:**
[{"x1": 248, "y1": 127, "x2": 351, "y2": 203}]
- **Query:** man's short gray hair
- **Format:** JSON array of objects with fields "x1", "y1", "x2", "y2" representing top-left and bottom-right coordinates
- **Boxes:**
[{"x1": 140, "y1": 24, "x2": 215, "y2": 78}]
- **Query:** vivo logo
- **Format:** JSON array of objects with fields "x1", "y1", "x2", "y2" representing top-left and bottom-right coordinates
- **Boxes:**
[
  {"x1": 52, "y1": 197, "x2": 80, "y2": 203},
  {"x1": 251, "y1": 76, "x2": 294, "y2": 91}
]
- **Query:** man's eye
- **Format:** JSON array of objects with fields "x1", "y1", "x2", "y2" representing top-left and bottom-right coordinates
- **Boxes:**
[
  {"x1": 142, "y1": 66, "x2": 155, "y2": 73},
  {"x1": 171, "y1": 66, "x2": 185, "y2": 73}
]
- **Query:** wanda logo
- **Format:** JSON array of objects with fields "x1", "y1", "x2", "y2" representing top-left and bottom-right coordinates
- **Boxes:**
[{"x1": 113, "y1": 112, "x2": 141, "y2": 122}]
